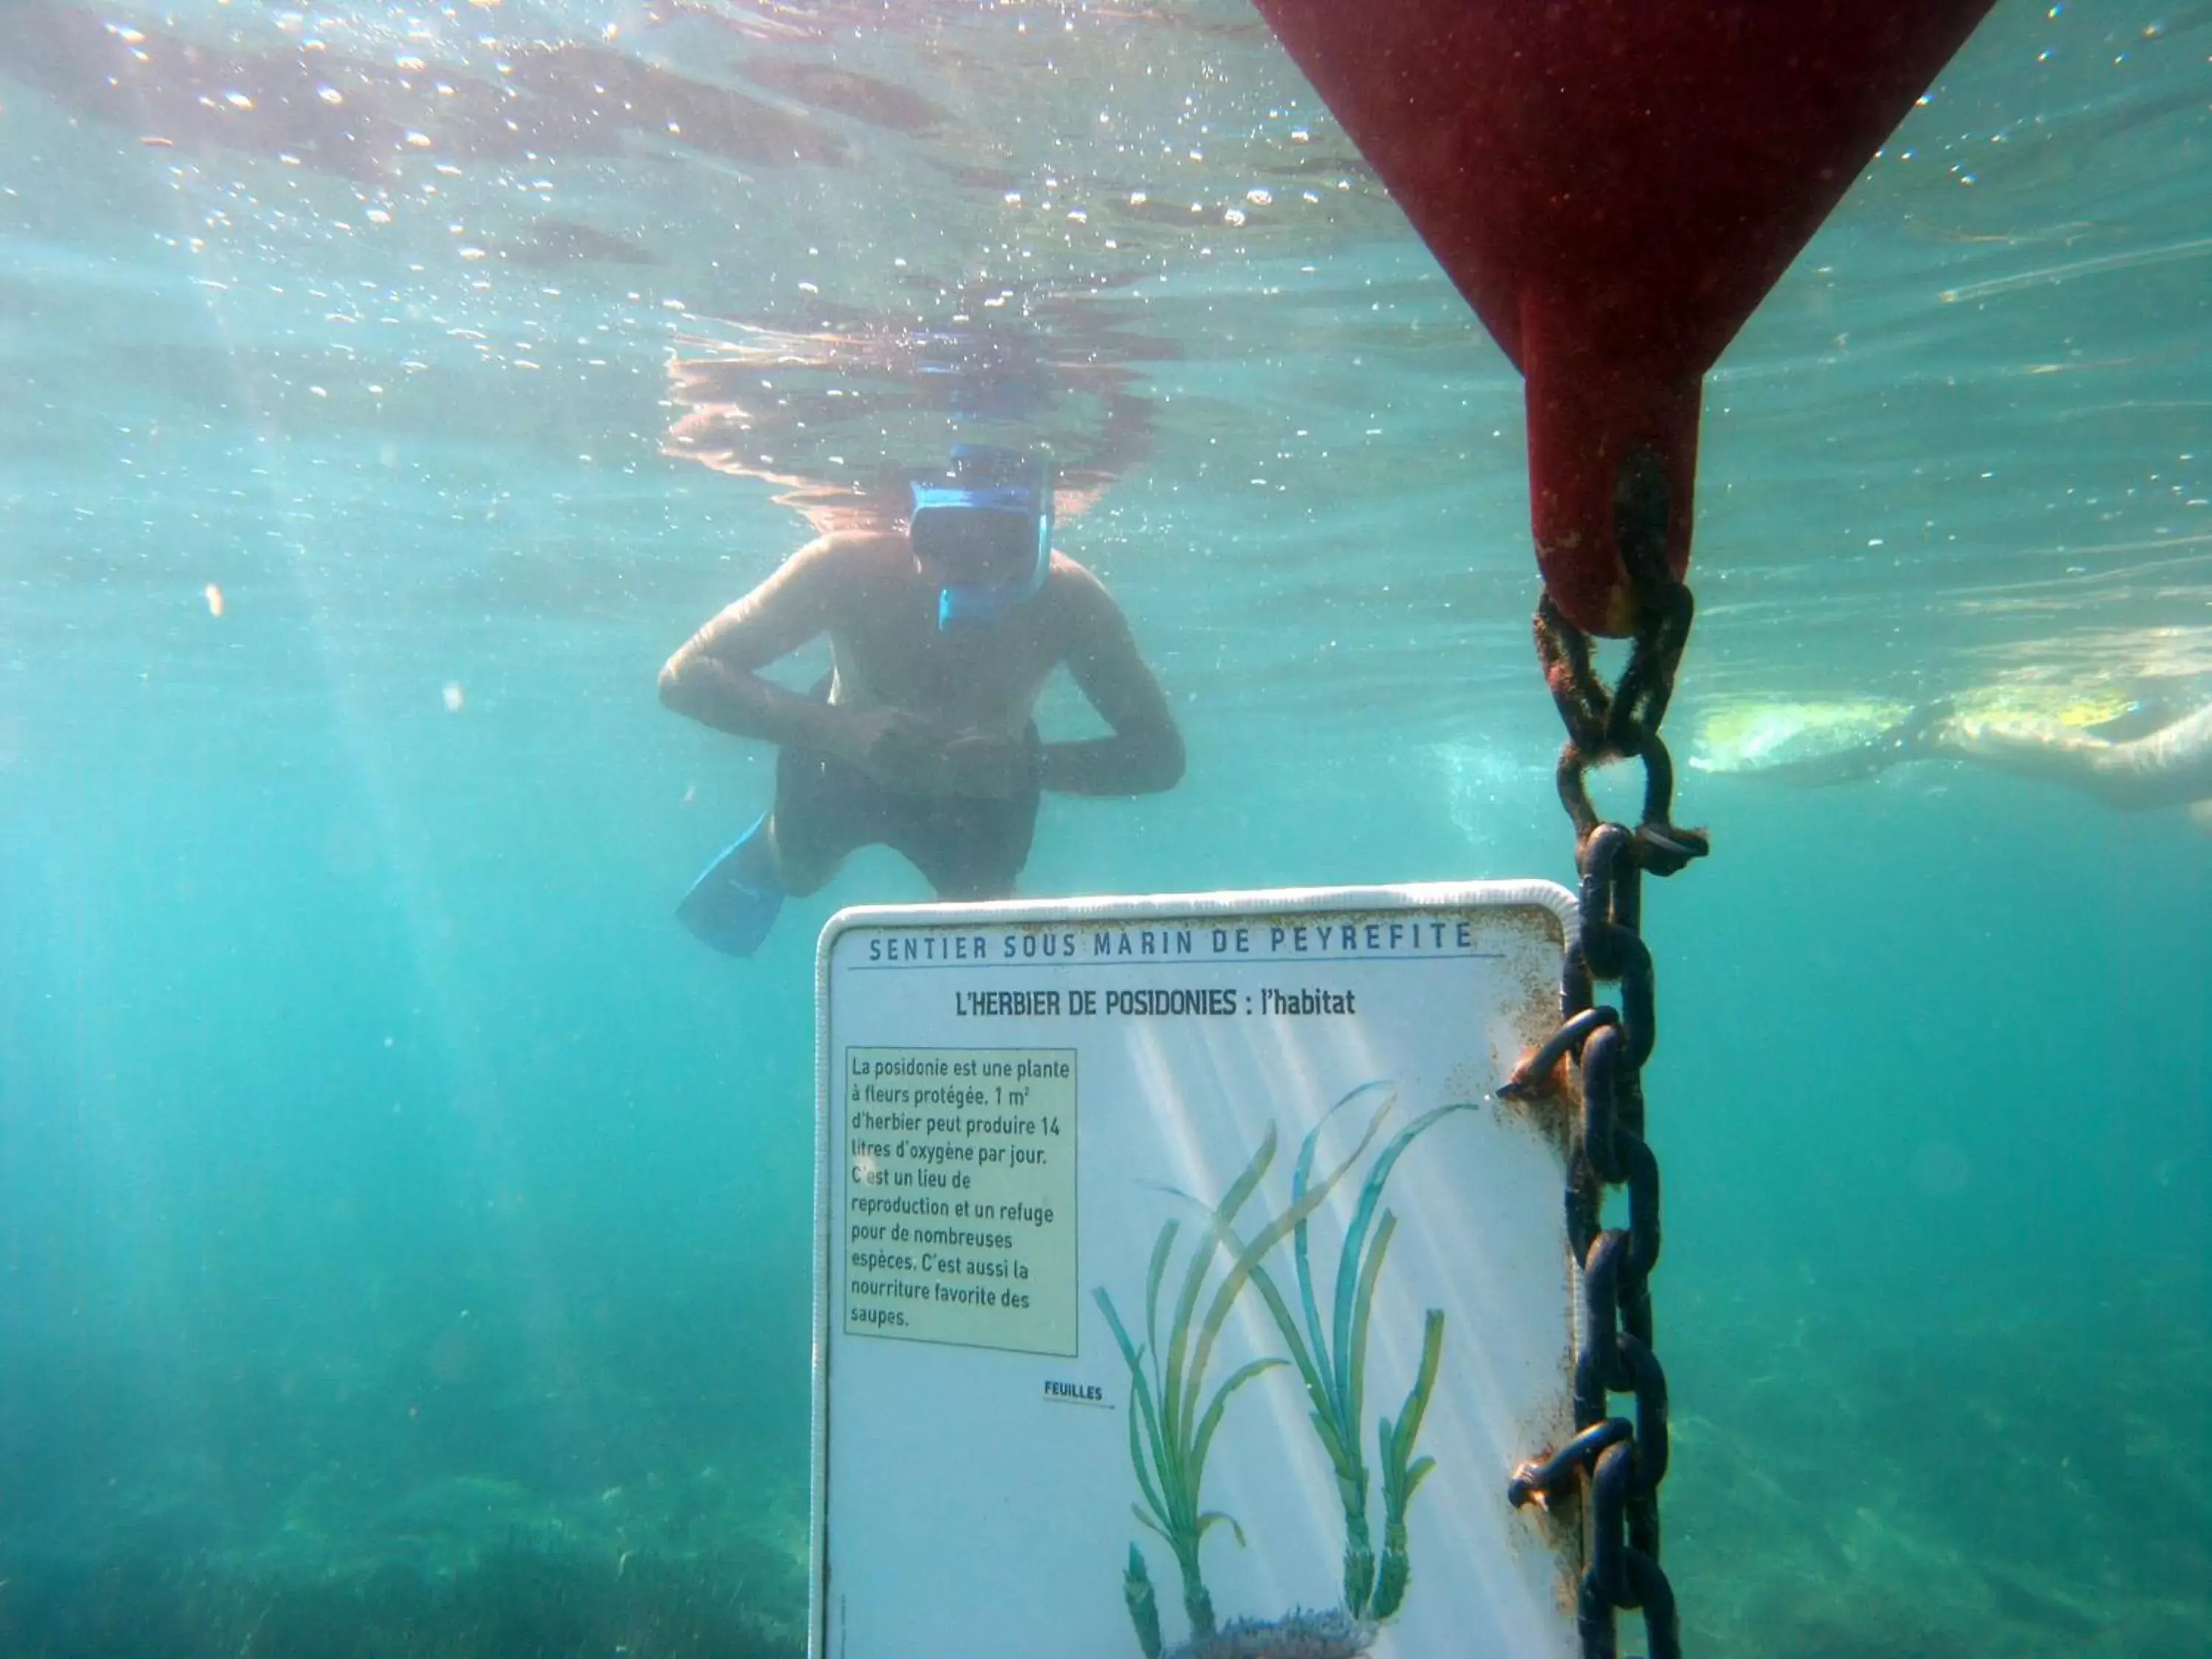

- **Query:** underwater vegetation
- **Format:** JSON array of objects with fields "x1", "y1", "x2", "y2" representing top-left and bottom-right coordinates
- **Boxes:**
[
  {"x1": 1097, "y1": 1083, "x2": 1468, "y2": 1659},
  {"x1": 1661, "y1": 1260, "x2": 2211, "y2": 1659},
  {"x1": 0, "y1": 1543, "x2": 803, "y2": 1659}
]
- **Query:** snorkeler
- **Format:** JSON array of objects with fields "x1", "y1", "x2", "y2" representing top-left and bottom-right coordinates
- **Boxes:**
[
  {"x1": 1696, "y1": 695, "x2": 2212, "y2": 832},
  {"x1": 658, "y1": 444, "x2": 1186, "y2": 954},
  {"x1": 1933, "y1": 701, "x2": 2212, "y2": 831}
]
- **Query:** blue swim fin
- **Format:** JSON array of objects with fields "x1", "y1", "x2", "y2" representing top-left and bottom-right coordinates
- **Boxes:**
[{"x1": 677, "y1": 815, "x2": 783, "y2": 956}]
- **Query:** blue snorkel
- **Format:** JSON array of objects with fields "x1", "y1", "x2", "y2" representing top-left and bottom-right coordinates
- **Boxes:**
[{"x1": 909, "y1": 445, "x2": 1054, "y2": 631}]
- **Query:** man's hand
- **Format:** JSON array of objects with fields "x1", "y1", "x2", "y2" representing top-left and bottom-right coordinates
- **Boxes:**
[
  {"x1": 836, "y1": 709, "x2": 1035, "y2": 799},
  {"x1": 837, "y1": 706, "x2": 953, "y2": 793}
]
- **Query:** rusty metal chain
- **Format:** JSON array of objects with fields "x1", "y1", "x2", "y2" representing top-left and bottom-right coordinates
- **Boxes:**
[{"x1": 1503, "y1": 448, "x2": 1702, "y2": 1659}]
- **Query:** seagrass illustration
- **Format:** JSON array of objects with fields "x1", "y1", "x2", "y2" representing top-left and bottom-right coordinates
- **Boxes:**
[{"x1": 1096, "y1": 1083, "x2": 1470, "y2": 1659}]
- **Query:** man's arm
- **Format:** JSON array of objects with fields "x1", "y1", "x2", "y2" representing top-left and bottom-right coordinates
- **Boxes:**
[
  {"x1": 1047, "y1": 568, "x2": 1185, "y2": 796},
  {"x1": 658, "y1": 535, "x2": 858, "y2": 754}
]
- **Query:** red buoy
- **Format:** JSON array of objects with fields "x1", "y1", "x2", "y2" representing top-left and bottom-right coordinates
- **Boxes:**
[{"x1": 1252, "y1": 0, "x2": 1997, "y2": 636}]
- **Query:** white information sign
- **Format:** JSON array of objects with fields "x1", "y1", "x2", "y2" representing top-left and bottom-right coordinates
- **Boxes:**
[{"x1": 812, "y1": 883, "x2": 1582, "y2": 1659}]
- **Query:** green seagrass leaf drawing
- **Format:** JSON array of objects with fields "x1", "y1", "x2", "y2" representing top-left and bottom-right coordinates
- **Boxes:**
[{"x1": 1096, "y1": 1082, "x2": 1474, "y2": 1658}]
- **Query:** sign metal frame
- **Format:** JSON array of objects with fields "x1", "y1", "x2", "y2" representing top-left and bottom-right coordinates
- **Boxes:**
[{"x1": 809, "y1": 881, "x2": 1585, "y2": 1659}]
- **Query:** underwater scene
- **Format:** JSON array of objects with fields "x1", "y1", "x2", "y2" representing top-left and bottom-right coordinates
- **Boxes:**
[{"x1": 1, "y1": 0, "x2": 2207, "y2": 1655}]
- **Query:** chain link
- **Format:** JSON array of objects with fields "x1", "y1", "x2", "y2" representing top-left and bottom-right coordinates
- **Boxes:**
[{"x1": 1504, "y1": 448, "x2": 1701, "y2": 1659}]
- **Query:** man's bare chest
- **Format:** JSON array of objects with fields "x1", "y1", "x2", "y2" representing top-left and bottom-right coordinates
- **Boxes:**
[{"x1": 834, "y1": 609, "x2": 1059, "y2": 720}]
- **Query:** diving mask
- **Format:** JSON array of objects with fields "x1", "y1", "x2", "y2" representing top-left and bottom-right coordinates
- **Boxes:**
[{"x1": 909, "y1": 445, "x2": 1054, "y2": 630}]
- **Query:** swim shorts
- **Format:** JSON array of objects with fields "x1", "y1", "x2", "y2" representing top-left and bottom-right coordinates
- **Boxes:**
[{"x1": 772, "y1": 726, "x2": 1043, "y2": 900}]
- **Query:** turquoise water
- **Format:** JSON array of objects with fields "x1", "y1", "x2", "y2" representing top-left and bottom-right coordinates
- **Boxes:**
[{"x1": 2, "y1": 1, "x2": 2207, "y2": 1654}]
